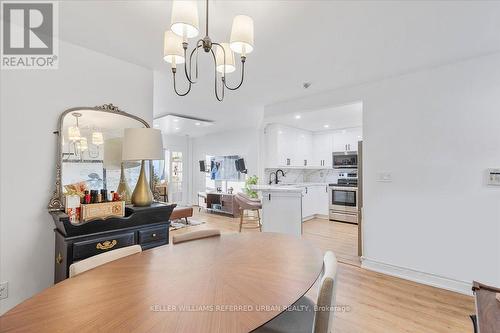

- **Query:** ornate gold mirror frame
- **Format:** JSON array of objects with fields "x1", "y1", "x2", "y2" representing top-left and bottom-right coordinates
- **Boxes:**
[{"x1": 48, "y1": 103, "x2": 156, "y2": 211}]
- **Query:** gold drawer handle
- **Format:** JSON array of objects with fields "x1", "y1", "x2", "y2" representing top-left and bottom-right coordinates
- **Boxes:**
[
  {"x1": 96, "y1": 240, "x2": 117, "y2": 250},
  {"x1": 55, "y1": 253, "x2": 63, "y2": 264}
]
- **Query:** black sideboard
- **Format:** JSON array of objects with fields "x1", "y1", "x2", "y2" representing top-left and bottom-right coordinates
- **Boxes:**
[{"x1": 51, "y1": 203, "x2": 175, "y2": 283}]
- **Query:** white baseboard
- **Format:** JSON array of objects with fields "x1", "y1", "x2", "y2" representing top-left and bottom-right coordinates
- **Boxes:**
[
  {"x1": 361, "y1": 257, "x2": 472, "y2": 295},
  {"x1": 302, "y1": 214, "x2": 329, "y2": 222}
]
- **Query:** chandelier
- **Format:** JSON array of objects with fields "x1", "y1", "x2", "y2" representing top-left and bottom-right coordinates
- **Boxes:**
[{"x1": 163, "y1": 0, "x2": 254, "y2": 101}]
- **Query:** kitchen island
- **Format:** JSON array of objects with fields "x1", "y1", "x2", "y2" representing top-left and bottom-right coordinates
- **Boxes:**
[{"x1": 249, "y1": 185, "x2": 303, "y2": 237}]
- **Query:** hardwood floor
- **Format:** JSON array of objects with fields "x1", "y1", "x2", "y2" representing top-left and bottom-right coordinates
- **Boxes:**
[
  {"x1": 171, "y1": 209, "x2": 475, "y2": 333},
  {"x1": 302, "y1": 217, "x2": 360, "y2": 266}
]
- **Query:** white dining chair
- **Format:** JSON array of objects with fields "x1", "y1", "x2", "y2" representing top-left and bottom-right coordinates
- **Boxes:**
[
  {"x1": 69, "y1": 245, "x2": 142, "y2": 278},
  {"x1": 172, "y1": 229, "x2": 221, "y2": 244},
  {"x1": 254, "y1": 251, "x2": 338, "y2": 333}
]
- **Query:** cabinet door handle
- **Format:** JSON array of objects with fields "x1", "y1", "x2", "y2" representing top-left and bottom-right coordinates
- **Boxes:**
[
  {"x1": 305, "y1": 187, "x2": 308, "y2": 194},
  {"x1": 268, "y1": 194, "x2": 271, "y2": 201}
]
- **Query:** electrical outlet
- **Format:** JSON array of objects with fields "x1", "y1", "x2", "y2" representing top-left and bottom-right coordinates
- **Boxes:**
[{"x1": 0, "y1": 282, "x2": 8, "y2": 300}]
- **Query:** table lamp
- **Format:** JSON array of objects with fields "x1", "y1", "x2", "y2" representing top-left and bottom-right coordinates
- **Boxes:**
[
  {"x1": 103, "y1": 138, "x2": 140, "y2": 204},
  {"x1": 122, "y1": 128, "x2": 163, "y2": 207}
]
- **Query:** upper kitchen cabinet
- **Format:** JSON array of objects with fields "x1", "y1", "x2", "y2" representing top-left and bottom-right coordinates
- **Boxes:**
[
  {"x1": 312, "y1": 132, "x2": 333, "y2": 167},
  {"x1": 265, "y1": 124, "x2": 362, "y2": 169},
  {"x1": 332, "y1": 127, "x2": 363, "y2": 152},
  {"x1": 265, "y1": 124, "x2": 312, "y2": 168}
]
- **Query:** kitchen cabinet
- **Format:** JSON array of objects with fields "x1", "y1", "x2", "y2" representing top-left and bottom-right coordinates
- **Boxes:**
[
  {"x1": 265, "y1": 124, "x2": 313, "y2": 168},
  {"x1": 301, "y1": 186, "x2": 314, "y2": 218},
  {"x1": 312, "y1": 132, "x2": 333, "y2": 167},
  {"x1": 265, "y1": 124, "x2": 362, "y2": 169},
  {"x1": 315, "y1": 185, "x2": 329, "y2": 216},
  {"x1": 301, "y1": 184, "x2": 329, "y2": 220},
  {"x1": 332, "y1": 127, "x2": 362, "y2": 152}
]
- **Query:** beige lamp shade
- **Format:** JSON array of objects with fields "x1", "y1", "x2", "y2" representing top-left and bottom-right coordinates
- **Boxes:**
[
  {"x1": 230, "y1": 15, "x2": 254, "y2": 54},
  {"x1": 68, "y1": 126, "x2": 81, "y2": 141},
  {"x1": 170, "y1": 0, "x2": 199, "y2": 39},
  {"x1": 92, "y1": 131, "x2": 104, "y2": 145},
  {"x1": 122, "y1": 128, "x2": 163, "y2": 161},
  {"x1": 104, "y1": 138, "x2": 140, "y2": 169},
  {"x1": 215, "y1": 43, "x2": 235, "y2": 75},
  {"x1": 104, "y1": 138, "x2": 122, "y2": 169},
  {"x1": 164, "y1": 30, "x2": 185, "y2": 65}
]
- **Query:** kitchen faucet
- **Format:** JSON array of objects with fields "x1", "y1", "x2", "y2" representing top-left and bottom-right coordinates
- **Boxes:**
[{"x1": 268, "y1": 169, "x2": 286, "y2": 185}]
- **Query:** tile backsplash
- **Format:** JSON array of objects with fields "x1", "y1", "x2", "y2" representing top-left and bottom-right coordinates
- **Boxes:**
[{"x1": 264, "y1": 168, "x2": 344, "y2": 184}]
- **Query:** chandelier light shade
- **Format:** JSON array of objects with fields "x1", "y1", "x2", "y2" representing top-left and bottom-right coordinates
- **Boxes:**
[
  {"x1": 68, "y1": 126, "x2": 81, "y2": 141},
  {"x1": 230, "y1": 15, "x2": 254, "y2": 54},
  {"x1": 215, "y1": 43, "x2": 235, "y2": 75},
  {"x1": 92, "y1": 131, "x2": 104, "y2": 145},
  {"x1": 164, "y1": 30, "x2": 185, "y2": 65},
  {"x1": 170, "y1": 0, "x2": 199, "y2": 39},
  {"x1": 79, "y1": 137, "x2": 88, "y2": 151},
  {"x1": 164, "y1": 0, "x2": 254, "y2": 101}
]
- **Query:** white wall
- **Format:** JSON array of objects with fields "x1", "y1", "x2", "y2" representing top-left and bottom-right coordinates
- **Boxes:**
[
  {"x1": 190, "y1": 128, "x2": 260, "y2": 202},
  {"x1": 266, "y1": 53, "x2": 500, "y2": 291},
  {"x1": 0, "y1": 40, "x2": 153, "y2": 313}
]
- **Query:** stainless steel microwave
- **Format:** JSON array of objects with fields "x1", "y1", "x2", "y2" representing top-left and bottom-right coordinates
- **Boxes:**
[{"x1": 332, "y1": 152, "x2": 358, "y2": 169}]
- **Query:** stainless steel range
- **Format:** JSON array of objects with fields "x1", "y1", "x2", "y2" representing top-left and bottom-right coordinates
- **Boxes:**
[{"x1": 329, "y1": 172, "x2": 358, "y2": 224}]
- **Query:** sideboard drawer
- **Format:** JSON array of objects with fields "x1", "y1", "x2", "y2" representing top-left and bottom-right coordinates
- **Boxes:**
[
  {"x1": 138, "y1": 226, "x2": 168, "y2": 245},
  {"x1": 73, "y1": 232, "x2": 136, "y2": 261}
]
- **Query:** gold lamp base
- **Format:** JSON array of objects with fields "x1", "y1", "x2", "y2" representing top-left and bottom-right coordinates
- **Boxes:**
[
  {"x1": 131, "y1": 160, "x2": 153, "y2": 207},
  {"x1": 116, "y1": 162, "x2": 132, "y2": 204}
]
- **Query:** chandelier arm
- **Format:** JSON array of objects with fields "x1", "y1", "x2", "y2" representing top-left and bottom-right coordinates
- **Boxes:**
[
  {"x1": 172, "y1": 70, "x2": 192, "y2": 96},
  {"x1": 183, "y1": 40, "x2": 203, "y2": 84},
  {"x1": 224, "y1": 58, "x2": 245, "y2": 91},
  {"x1": 210, "y1": 48, "x2": 224, "y2": 101},
  {"x1": 212, "y1": 41, "x2": 245, "y2": 91}
]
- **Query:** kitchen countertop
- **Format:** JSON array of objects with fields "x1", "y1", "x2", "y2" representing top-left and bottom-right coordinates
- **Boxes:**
[
  {"x1": 280, "y1": 182, "x2": 329, "y2": 186},
  {"x1": 249, "y1": 185, "x2": 304, "y2": 193}
]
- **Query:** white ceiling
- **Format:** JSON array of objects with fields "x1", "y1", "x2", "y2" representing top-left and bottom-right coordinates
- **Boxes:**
[
  {"x1": 59, "y1": 1, "x2": 500, "y2": 136},
  {"x1": 264, "y1": 102, "x2": 363, "y2": 133},
  {"x1": 153, "y1": 114, "x2": 213, "y2": 136}
]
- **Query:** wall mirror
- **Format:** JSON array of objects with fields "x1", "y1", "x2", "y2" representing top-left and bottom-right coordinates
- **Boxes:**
[{"x1": 48, "y1": 104, "x2": 151, "y2": 211}]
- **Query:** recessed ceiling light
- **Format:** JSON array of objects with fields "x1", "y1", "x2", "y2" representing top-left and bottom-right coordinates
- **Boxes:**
[
  {"x1": 175, "y1": 127, "x2": 180, "y2": 130},
  {"x1": 294, "y1": 115, "x2": 301, "y2": 119},
  {"x1": 173, "y1": 119, "x2": 179, "y2": 122},
  {"x1": 323, "y1": 124, "x2": 329, "y2": 128},
  {"x1": 195, "y1": 122, "x2": 201, "y2": 126}
]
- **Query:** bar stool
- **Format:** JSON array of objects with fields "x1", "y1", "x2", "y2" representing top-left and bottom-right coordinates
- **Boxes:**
[{"x1": 234, "y1": 193, "x2": 262, "y2": 232}]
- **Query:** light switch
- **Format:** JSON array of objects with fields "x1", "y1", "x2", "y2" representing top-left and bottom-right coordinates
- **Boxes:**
[
  {"x1": 486, "y1": 169, "x2": 500, "y2": 186},
  {"x1": 376, "y1": 172, "x2": 392, "y2": 182}
]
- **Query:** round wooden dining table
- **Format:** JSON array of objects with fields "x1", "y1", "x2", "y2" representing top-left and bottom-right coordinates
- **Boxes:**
[{"x1": 0, "y1": 232, "x2": 323, "y2": 333}]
